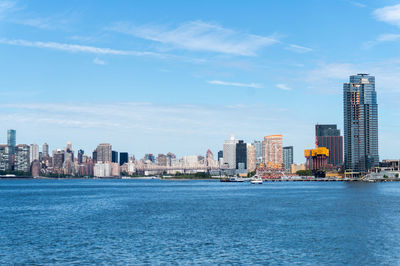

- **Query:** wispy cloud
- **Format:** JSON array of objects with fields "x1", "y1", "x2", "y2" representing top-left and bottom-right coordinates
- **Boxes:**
[
  {"x1": 208, "y1": 80, "x2": 263, "y2": 88},
  {"x1": 0, "y1": 0, "x2": 16, "y2": 18},
  {"x1": 285, "y1": 44, "x2": 312, "y2": 53},
  {"x1": 0, "y1": 38, "x2": 165, "y2": 57},
  {"x1": 363, "y1": 33, "x2": 400, "y2": 48},
  {"x1": 276, "y1": 84, "x2": 292, "y2": 91},
  {"x1": 374, "y1": 4, "x2": 400, "y2": 27},
  {"x1": 350, "y1": 1, "x2": 366, "y2": 8},
  {"x1": 93, "y1": 57, "x2": 106, "y2": 65},
  {"x1": 108, "y1": 20, "x2": 279, "y2": 56}
]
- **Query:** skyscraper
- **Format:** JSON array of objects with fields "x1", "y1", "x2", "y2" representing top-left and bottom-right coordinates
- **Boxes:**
[
  {"x1": 262, "y1": 135, "x2": 283, "y2": 169},
  {"x1": 112, "y1": 151, "x2": 118, "y2": 163},
  {"x1": 42, "y1": 143, "x2": 49, "y2": 157},
  {"x1": 78, "y1": 149, "x2": 84, "y2": 164},
  {"x1": 96, "y1": 143, "x2": 112, "y2": 163},
  {"x1": 119, "y1": 152, "x2": 128, "y2": 166},
  {"x1": 247, "y1": 144, "x2": 257, "y2": 172},
  {"x1": 15, "y1": 144, "x2": 30, "y2": 172},
  {"x1": 252, "y1": 140, "x2": 262, "y2": 163},
  {"x1": 235, "y1": 140, "x2": 247, "y2": 170},
  {"x1": 343, "y1": 74, "x2": 379, "y2": 173},
  {"x1": 283, "y1": 146, "x2": 293, "y2": 172},
  {"x1": 29, "y1": 144, "x2": 39, "y2": 164},
  {"x1": 316, "y1": 124, "x2": 343, "y2": 167},
  {"x1": 7, "y1": 129, "x2": 16, "y2": 155},
  {"x1": 223, "y1": 136, "x2": 238, "y2": 169}
]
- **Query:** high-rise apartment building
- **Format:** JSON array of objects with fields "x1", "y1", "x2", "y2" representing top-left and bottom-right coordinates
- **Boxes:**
[
  {"x1": 53, "y1": 150, "x2": 65, "y2": 169},
  {"x1": 262, "y1": 135, "x2": 283, "y2": 169},
  {"x1": 235, "y1": 140, "x2": 247, "y2": 170},
  {"x1": 7, "y1": 129, "x2": 16, "y2": 155},
  {"x1": 42, "y1": 143, "x2": 49, "y2": 157},
  {"x1": 77, "y1": 149, "x2": 84, "y2": 164},
  {"x1": 0, "y1": 145, "x2": 11, "y2": 171},
  {"x1": 252, "y1": 140, "x2": 262, "y2": 163},
  {"x1": 283, "y1": 146, "x2": 293, "y2": 172},
  {"x1": 223, "y1": 136, "x2": 238, "y2": 169},
  {"x1": 112, "y1": 151, "x2": 118, "y2": 163},
  {"x1": 96, "y1": 143, "x2": 112, "y2": 163},
  {"x1": 316, "y1": 124, "x2": 343, "y2": 167},
  {"x1": 119, "y1": 152, "x2": 128, "y2": 166},
  {"x1": 344, "y1": 74, "x2": 379, "y2": 173},
  {"x1": 247, "y1": 144, "x2": 257, "y2": 172},
  {"x1": 15, "y1": 144, "x2": 30, "y2": 172},
  {"x1": 29, "y1": 144, "x2": 39, "y2": 164}
]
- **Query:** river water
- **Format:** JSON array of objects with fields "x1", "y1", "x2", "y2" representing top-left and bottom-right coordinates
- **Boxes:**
[{"x1": 1, "y1": 179, "x2": 400, "y2": 264}]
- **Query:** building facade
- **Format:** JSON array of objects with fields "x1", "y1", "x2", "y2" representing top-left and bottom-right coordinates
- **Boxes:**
[
  {"x1": 316, "y1": 124, "x2": 343, "y2": 167},
  {"x1": 235, "y1": 140, "x2": 247, "y2": 170},
  {"x1": 343, "y1": 74, "x2": 379, "y2": 173},
  {"x1": 223, "y1": 136, "x2": 238, "y2": 169},
  {"x1": 252, "y1": 140, "x2": 263, "y2": 163},
  {"x1": 7, "y1": 129, "x2": 16, "y2": 155},
  {"x1": 119, "y1": 152, "x2": 128, "y2": 166},
  {"x1": 247, "y1": 144, "x2": 257, "y2": 172},
  {"x1": 262, "y1": 135, "x2": 283, "y2": 169},
  {"x1": 42, "y1": 143, "x2": 49, "y2": 157},
  {"x1": 96, "y1": 143, "x2": 112, "y2": 163},
  {"x1": 283, "y1": 146, "x2": 293, "y2": 172},
  {"x1": 29, "y1": 144, "x2": 39, "y2": 164},
  {"x1": 112, "y1": 151, "x2": 118, "y2": 163},
  {"x1": 0, "y1": 145, "x2": 11, "y2": 171},
  {"x1": 15, "y1": 144, "x2": 30, "y2": 172}
]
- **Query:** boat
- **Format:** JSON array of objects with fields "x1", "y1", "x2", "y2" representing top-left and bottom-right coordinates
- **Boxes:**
[{"x1": 250, "y1": 175, "x2": 263, "y2": 184}]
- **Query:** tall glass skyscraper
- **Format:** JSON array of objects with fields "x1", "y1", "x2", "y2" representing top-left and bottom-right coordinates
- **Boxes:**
[
  {"x1": 316, "y1": 124, "x2": 343, "y2": 167},
  {"x1": 7, "y1": 129, "x2": 16, "y2": 155},
  {"x1": 343, "y1": 74, "x2": 378, "y2": 173}
]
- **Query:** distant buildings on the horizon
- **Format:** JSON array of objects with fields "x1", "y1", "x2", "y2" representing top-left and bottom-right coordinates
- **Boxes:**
[{"x1": 0, "y1": 73, "x2": 388, "y2": 178}]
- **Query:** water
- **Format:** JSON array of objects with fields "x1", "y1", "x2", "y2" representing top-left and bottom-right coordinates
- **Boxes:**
[{"x1": 1, "y1": 179, "x2": 400, "y2": 264}]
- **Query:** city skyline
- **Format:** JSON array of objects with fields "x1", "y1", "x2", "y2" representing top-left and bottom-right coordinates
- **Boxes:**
[{"x1": 1, "y1": 1, "x2": 400, "y2": 162}]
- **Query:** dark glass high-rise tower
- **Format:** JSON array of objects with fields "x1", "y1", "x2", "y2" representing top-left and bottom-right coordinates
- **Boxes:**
[
  {"x1": 343, "y1": 74, "x2": 378, "y2": 173},
  {"x1": 316, "y1": 124, "x2": 343, "y2": 167},
  {"x1": 7, "y1": 129, "x2": 16, "y2": 155}
]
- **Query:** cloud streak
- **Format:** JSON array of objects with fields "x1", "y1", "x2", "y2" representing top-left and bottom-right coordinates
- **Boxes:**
[
  {"x1": 108, "y1": 20, "x2": 279, "y2": 56},
  {"x1": 276, "y1": 84, "x2": 292, "y2": 91},
  {"x1": 0, "y1": 38, "x2": 167, "y2": 57},
  {"x1": 374, "y1": 4, "x2": 400, "y2": 28},
  {"x1": 208, "y1": 80, "x2": 263, "y2": 88},
  {"x1": 285, "y1": 44, "x2": 312, "y2": 53}
]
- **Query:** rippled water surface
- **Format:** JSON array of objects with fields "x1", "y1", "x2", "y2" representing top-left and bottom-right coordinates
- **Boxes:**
[{"x1": 1, "y1": 179, "x2": 400, "y2": 264}]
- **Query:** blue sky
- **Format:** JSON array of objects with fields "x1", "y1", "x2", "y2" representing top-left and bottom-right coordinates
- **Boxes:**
[{"x1": 1, "y1": 0, "x2": 400, "y2": 162}]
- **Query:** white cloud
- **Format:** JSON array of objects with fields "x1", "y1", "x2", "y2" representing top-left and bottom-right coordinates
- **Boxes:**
[
  {"x1": 276, "y1": 84, "x2": 292, "y2": 91},
  {"x1": 363, "y1": 33, "x2": 400, "y2": 49},
  {"x1": 285, "y1": 44, "x2": 312, "y2": 53},
  {"x1": 0, "y1": 0, "x2": 15, "y2": 18},
  {"x1": 93, "y1": 57, "x2": 106, "y2": 65},
  {"x1": 350, "y1": 1, "x2": 366, "y2": 8},
  {"x1": 374, "y1": 4, "x2": 400, "y2": 27},
  {"x1": 108, "y1": 20, "x2": 278, "y2": 56},
  {"x1": 208, "y1": 80, "x2": 263, "y2": 88},
  {"x1": 0, "y1": 38, "x2": 165, "y2": 57}
]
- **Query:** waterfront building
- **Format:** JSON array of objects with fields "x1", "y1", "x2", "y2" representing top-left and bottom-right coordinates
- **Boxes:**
[
  {"x1": 42, "y1": 143, "x2": 49, "y2": 157},
  {"x1": 167, "y1": 152, "x2": 176, "y2": 166},
  {"x1": 15, "y1": 144, "x2": 30, "y2": 172},
  {"x1": 252, "y1": 140, "x2": 263, "y2": 163},
  {"x1": 223, "y1": 136, "x2": 238, "y2": 169},
  {"x1": 206, "y1": 149, "x2": 214, "y2": 167},
  {"x1": 119, "y1": 152, "x2": 128, "y2": 166},
  {"x1": 112, "y1": 151, "x2": 118, "y2": 163},
  {"x1": 316, "y1": 124, "x2": 343, "y2": 167},
  {"x1": 94, "y1": 162, "x2": 111, "y2": 177},
  {"x1": 29, "y1": 144, "x2": 39, "y2": 164},
  {"x1": 0, "y1": 145, "x2": 11, "y2": 171},
  {"x1": 96, "y1": 143, "x2": 112, "y2": 163},
  {"x1": 291, "y1": 163, "x2": 306, "y2": 174},
  {"x1": 110, "y1": 163, "x2": 120, "y2": 177},
  {"x1": 53, "y1": 150, "x2": 65, "y2": 169},
  {"x1": 7, "y1": 129, "x2": 16, "y2": 155},
  {"x1": 247, "y1": 144, "x2": 257, "y2": 172},
  {"x1": 30, "y1": 160, "x2": 40, "y2": 177},
  {"x1": 77, "y1": 149, "x2": 84, "y2": 164},
  {"x1": 157, "y1": 154, "x2": 168, "y2": 166},
  {"x1": 182, "y1": 155, "x2": 199, "y2": 167},
  {"x1": 262, "y1": 135, "x2": 283, "y2": 169},
  {"x1": 236, "y1": 140, "x2": 247, "y2": 170},
  {"x1": 92, "y1": 150, "x2": 97, "y2": 163},
  {"x1": 217, "y1": 150, "x2": 223, "y2": 161},
  {"x1": 283, "y1": 146, "x2": 294, "y2": 172},
  {"x1": 343, "y1": 74, "x2": 379, "y2": 173}
]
